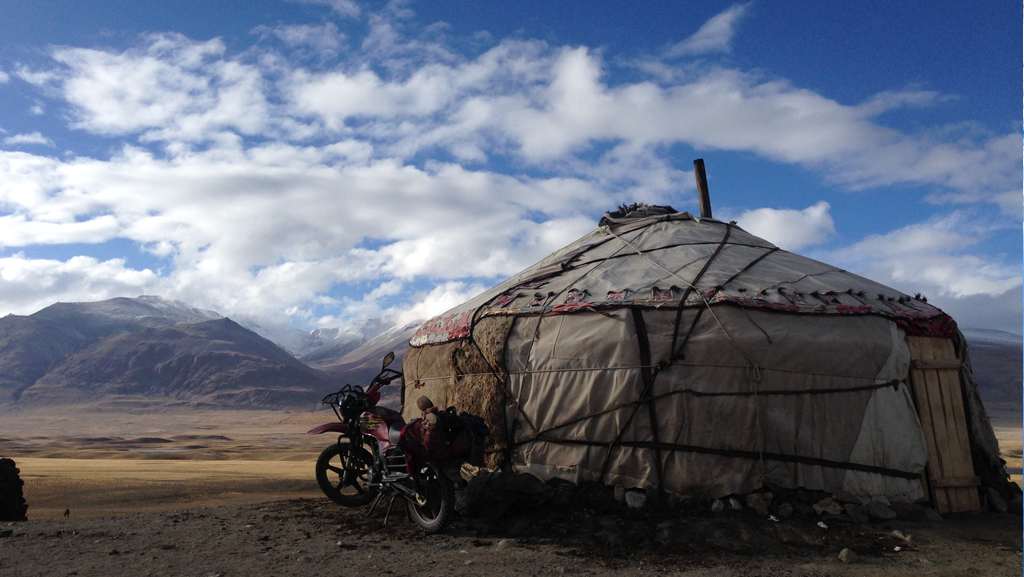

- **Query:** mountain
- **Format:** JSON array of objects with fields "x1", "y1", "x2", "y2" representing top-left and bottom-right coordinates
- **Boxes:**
[
  {"x1": 0, "y1": 296, "x2": 336, "y2": 410},
  {"x1": 963, "y1": 329, "x2": 1022, "y2": 426},
  {"x1": 21, "y1": 318, "x2": 332, "y2": 409},
  {"x1": 31, "y1": 295, "x2": 222, "y2": 336},
  {"x1": 234, "y1": 318, "x2": 344, "y2": 358},
  {"x1": 0, "y1": 314, "x2": 86, "y2": 401},
  {"x1": 313, "y1": 321, "x2": 420, "y2": 410},
  {"x1": 962, "y1": 327, "x2": 1022, "y2": 346},
  {"x1": 1, "y1": 296, "x2": 220, "y2": 403},
  {"x1": 236, "y1": 316, "x2": 392, "y2": 360},
  {"x1": 2, "y1": 295, "x2": 1016, "y2": 417}
]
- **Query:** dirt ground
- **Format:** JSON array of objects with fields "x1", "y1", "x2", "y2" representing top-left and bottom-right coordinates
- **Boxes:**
[
  {"x1": 1, "y1": 492, "x2": 1021, "y2": 577},
  {"x1": 0, "y1": 408, "x2": 1021, "y2": 576}
]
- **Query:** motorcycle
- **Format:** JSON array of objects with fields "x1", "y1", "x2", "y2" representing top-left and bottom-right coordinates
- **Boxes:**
[{"x1": 307, "y1": 351, "x2": 461, "y2": 533}]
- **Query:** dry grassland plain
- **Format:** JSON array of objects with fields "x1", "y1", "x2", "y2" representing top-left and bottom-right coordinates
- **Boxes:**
[
  {"x1": 0, "y1": 407, "x2": 1020, "y2": 519},
  {"x1": 993, "y1": 426, "x2": 1022, "y2": 489},
  {"x1": 0, "y1": 408, "x2": 332, "y2": 517}
]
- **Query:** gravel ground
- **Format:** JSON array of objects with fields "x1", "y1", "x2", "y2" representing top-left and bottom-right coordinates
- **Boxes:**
[{"x1": 1, "y1": 494, "x2": 1020, "y2": 577}]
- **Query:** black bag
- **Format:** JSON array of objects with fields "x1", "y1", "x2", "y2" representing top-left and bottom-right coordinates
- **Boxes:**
[
  {"x1": 458, "y1": 412, "x2": 490, "y2": 439},
  {"x1": 399, "y1": 409, "x2": 490, "y2": 465},
  {"x1": 456, "y1": 411, "x2": 489, "y2": 467},
  {"x1": 436, "y1": 409, "x2": 490, "y2": 467}
]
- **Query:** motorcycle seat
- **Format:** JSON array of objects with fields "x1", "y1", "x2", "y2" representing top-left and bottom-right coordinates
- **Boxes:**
[{"x1": 389, "y1": 421, "x2": 405, "y2": 445}]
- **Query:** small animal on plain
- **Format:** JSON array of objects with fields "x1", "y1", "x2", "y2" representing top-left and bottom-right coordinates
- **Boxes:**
[{"x1": 63, "y1": 509, "x2": 70, "y2": 519}]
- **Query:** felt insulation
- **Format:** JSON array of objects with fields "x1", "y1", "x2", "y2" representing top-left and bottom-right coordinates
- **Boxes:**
[{"x1": 404, "y1": 315, "x2": 515, "y2": 469}]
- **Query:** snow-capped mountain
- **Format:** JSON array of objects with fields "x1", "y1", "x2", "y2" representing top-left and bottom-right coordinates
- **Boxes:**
[
  {"x1": 0, "y1": 296, "x2": 332, "y2": 409},
  {"x1": 31, "y1": 295, "x2": 222, "y2": 330},
  {"x1": 961, "y1": 327, "x2": 1023, "y2": 346},
  {"x1": 235, "y1": 316, "x2": 394, "y2": 360}
]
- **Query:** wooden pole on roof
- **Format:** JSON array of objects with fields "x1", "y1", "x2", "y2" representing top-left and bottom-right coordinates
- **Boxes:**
[{"x1": 693, "y1": 159, "x2": 712, "y2": 218}]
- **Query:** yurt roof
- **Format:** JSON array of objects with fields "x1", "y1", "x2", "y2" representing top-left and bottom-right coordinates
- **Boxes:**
[{"x1": 411, "y1": 204, "x2": 953, "y2": 347}]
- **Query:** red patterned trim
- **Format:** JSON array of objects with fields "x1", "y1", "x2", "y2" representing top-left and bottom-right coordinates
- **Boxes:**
[
  {"x1": 895, "y1": 314, "x2": 959, "y2": 338},
  {"x1": 410, "y1": 310, "x2": 473, "y2": 346},
  {"x1": 410, "y1": 293, "x2": 955, "y2": 346}
]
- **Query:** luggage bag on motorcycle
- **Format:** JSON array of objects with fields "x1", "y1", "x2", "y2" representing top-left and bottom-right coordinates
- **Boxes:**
[
  {"x1": 447, "y1": 412, "x2": 488, "y2": 467},
  {"x1": 398, "y1": 410, "x2": 489, "y2": 466},
  {"x1": 397, "y1": 418, "x2": 449, "y2": 460}
]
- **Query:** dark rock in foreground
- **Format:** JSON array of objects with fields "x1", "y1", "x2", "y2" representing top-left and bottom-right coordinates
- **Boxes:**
[{"x1": 0, "y1": 457, "x2": 28, "y2": 521}]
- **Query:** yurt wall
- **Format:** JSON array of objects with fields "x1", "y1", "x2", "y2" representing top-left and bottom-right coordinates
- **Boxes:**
[{"x1": 401, "y1": 207, "x2": 1010, "y2": 509}]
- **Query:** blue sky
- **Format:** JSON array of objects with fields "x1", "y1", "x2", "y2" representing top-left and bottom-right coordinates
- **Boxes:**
[{"x1": 0, "y1": 0, "x2": 1020, "y2": 335}]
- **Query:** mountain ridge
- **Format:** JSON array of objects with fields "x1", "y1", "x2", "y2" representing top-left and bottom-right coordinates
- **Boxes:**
[
  {"x1": 0, "y1": 297, "x2": 340, "y2": 410},
  {"x1": 0, "y1": 296, "x2": 1018, "y2": 419}
]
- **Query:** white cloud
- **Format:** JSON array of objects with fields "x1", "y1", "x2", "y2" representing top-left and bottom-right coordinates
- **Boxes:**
[
  {"x1": 15, "y1": 64, "x2": 61, "y2": 87},
  {"x1": 288, "y1": 65, "x2": 453, "y2": 124},
  {"x1": 989, "y1": 189, "x2": 1023, "y2": 218},
  {"x1": 3, "y1": 132, "x2": 54, "y2": 146},
  {"x1": 29, "y1": 105, "x2": 44, "y2": 115},
  {"x1": 931, "y1": 285, "x2": 1022, "y2": 335},
  {"x1": 254, "y1": 22, "x2": 346, "y2": 59},
  {"x1": 0, "y1": 9, "x2": 1018, "y2": 336},
  {"x1": 290, "y1": 0, "x2": 361, "y2": 18},
  {"x1": 43, "y1": 34, "x2": 274, "y2": 143},
  {"x1": 24, "y1": 32, "x2": 1019, "y2": 204},
  {"x1": 734, "y1": 201, "x2": 836, "y2": 251},
  {"x1": 0, "y1": 144, "x2": 606, "y2": 327},
  {"x1": 856, "y1": 89, "x2": 943, "y2": 116},
  {"x1": 829, "y1": 215, "x2": 1022, "y2": 299},
  {"x1": 0, "y1": 214, "x2": 118, "y2": 246},
  {"x1": 0, "y1": 254, "x2": 159, "y2": 315},
  {"x1": 394, "y1": 281, "x2": 487, "y2": 326},
  {"x1": 0, "y1": 69, "x2": 9, "y2": 83},
  {"x1": 278, "y1": 39, "x2": 1022, "y2": 201},
  {"x1": 666, "y1": 3, "x2": 751, "y2": 57}
]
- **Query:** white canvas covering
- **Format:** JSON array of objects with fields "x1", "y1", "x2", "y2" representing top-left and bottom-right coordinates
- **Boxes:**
[{"x1": 403, "y1": 206, "x2": 978, "y2": 501}]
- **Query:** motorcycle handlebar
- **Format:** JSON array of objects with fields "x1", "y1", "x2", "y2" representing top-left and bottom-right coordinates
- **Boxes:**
[
  {"x1": 366, "y1": 368, "x2": 402, "y2": 396},
  {"x1": 321, "y1": 368, "x2": 403, "y2": 411}
]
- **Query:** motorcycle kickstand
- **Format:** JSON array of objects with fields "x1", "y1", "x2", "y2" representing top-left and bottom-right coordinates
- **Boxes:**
[
  {"x1": 381, "y1": 494, "x2": 399, "y2": 527},
  {"x1": 365, "y1": 492, "x2": 385, "y2": 518}
]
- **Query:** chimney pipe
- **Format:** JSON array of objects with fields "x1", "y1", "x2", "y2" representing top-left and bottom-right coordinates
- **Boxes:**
[{"x1": 693, "y1": 159, "x2": 712, "y2": 218}]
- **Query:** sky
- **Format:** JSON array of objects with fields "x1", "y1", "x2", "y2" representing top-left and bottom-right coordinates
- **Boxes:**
[{"x1": 0, "y1": 0, "x2": 1020, "y2": 336}]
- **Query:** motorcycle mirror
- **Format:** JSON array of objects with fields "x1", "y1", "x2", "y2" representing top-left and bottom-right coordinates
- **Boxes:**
[{"x1": 381, "y1": 351, "x2": 395, "y2": 370}]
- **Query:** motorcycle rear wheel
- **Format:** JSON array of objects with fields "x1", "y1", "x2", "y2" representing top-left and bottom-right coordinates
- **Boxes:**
[
  {"x1": 405, "y1": 463, "x2": 454, "y2": 534},
  {"x1": 315, "y1": 441, "x2": 378, "y2": 507}
]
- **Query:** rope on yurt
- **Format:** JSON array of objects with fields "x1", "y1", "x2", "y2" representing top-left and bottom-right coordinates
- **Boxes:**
[
  {"x1": 605, "y1": 223, "x2": 760, "y2": 369},
  {"x1": 463, "y1": 287, "x2": 539, "y2": 465},
  {"x1": 736, "y1": 306, "x2": 773, "y2": 344},
  {"x1": 528, "y1": 379, "x2": 902, "y2": 439},
  {"x1": 479, "y1": 223, "x2": 662, "y2": 472},
  {"x1": 666, "y1": 224, "x2": 732, "y2": 360},
  {"x1": 597, "y1": 221, "x2": 734, "y2": 486},
  {"x1": 571, "y1": 240, "x2": 778, "y2": 269},
  {"x1": 630, "y1": 307, "x2": 664, "y2": 488},
  {"x1": 597, "y1": 360, "x2": 665, "y2": 484},
  {"x1": 499, "y1": 231, "x2": 644, "y2": 466},
  {"x1": 410, "y1": 360, "x2": 899, "y2": 383},
  {"x1": 719, "y1": 246, "x2": 779, "y2": 289},
  {"x1": 759, "y1": 267, "x2": 844, "y2": 294},
  {"x1": 529, "y1": 438, "x2": 922, "y2": 480},
  {"x1": 604, "y1": 220, "x2": 775, "y2": 478}
]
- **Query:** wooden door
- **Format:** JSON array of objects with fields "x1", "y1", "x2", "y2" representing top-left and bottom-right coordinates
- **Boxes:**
[{"x1": 906, "y1": 336, "x2": 980, "y2": 514}]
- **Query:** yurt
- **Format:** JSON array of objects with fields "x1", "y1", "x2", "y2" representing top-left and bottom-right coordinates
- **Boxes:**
[{"x1": 401, "y1": 201, "x2": 1008, "y2": 513}]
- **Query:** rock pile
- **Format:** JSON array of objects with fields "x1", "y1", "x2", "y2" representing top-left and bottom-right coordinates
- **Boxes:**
[
  {"x1": 456, "y1": 474, "x2": 949, "y2": 532},
  {"x1": 0, "y1": 457, "x2": 28, "y2": 522},
  {"x1": 678, "y1": 485, "x2": 940, "y2": 525}
]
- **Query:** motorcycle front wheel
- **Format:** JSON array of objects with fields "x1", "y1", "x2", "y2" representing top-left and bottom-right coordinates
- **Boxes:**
[
  {"x1": 315, "y1": 441, "x2": 378, "y2": 507},
  {"x1": 405, "y1": 462, "x2": 455, "y2": 534}
]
